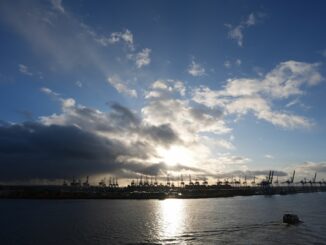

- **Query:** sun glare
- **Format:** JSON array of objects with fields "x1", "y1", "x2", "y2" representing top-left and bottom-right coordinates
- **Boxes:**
[
  {"x1": 156, "y1": 145, "x2": 195, "y2": 166},
  {"x1": 158, "y1": 199, "x2": 185, "y2": 239}
]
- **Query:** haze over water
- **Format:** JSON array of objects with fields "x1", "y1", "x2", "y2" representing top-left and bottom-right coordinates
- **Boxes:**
[{"x1": 1, "y1": 193, "x2": 325, "y2": 244}]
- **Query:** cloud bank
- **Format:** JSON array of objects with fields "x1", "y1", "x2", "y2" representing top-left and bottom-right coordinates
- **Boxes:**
[{"x1": 192, "y1": 61, "x2": 323, "y2": 129}]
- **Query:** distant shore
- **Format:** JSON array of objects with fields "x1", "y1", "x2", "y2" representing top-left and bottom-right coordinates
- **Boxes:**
[{"x1": 1, "y1": 184, "x2": 326, "y2": 200}]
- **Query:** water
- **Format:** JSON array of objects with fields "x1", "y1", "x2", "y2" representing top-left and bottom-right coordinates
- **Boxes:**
[{"x1": 1, "y1": 192, "x2": 326, "y2": 244}]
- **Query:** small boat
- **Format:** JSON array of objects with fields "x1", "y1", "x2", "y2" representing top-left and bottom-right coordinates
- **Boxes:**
[{"x1": 283, "y1": 214, "x2": 302, "y2": 224}]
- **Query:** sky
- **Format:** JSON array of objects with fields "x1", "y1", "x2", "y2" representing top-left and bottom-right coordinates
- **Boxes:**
[{"x1": 1, "y1": 0, "x2": 326, "y2": 184}]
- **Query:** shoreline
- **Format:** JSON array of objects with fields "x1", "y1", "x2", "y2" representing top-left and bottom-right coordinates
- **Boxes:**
[{"x1": 1, "y1": 185, "x2": 325, "y2": 200}]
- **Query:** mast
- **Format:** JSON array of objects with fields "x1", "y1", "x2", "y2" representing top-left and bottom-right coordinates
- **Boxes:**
[
  {"x1": 291, "y1": 170, "x2": 296, "y2": 183},
  {"x1": 180, "y1": 174, "x2": 185, "y2": 187}
]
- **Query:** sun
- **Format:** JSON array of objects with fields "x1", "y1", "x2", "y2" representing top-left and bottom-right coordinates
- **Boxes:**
[{"x1": 156, "y1": 145, "x2": 195, "y2": 166}]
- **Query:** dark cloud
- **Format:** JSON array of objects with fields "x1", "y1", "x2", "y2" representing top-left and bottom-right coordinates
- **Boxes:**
[
  {"x1": 142, "y1": 124, "x2": 180, "y2": 146},
  {"x1": 140, "y1": 162, "x2": 205, "y2": 176},
  {"x1": 0, "y1": 122, "x2": 182, "y2": 181},
  {"x1": 189, "y1": 107, "x2": 223, "y2": 121},
  {"x1": 110, "y1": 103, "x2": 140, "y2": 126}
]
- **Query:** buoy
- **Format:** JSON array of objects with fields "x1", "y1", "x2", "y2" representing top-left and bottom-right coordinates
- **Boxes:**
[{"x1": 283, "y1": 214, "x2": 302, "y2": 224}]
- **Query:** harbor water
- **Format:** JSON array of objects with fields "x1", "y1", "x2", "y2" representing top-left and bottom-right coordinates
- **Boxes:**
[{"x1": 0, "y1": 192, "x2": 325, "y2": 244}]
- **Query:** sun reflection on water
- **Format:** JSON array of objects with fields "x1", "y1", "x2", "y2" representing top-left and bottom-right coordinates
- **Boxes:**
[{"x1": 158, "y1": 199, "x2": 185, "y2": 240}]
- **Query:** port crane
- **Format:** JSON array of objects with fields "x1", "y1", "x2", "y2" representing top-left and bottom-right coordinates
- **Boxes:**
[
  {"x1": 166, "y1": 175, "x2": 171, "y2": 187},
  {"x1": 63, "y1": 178, "x2": 68, "y2": 187},
  {"x1": 216, "y1": 178, "x2": 222, "y2": 186},
  {"x1": 98, "y1": 177, "x2": 106, "y2": 187},
  {"x1": 260, "y1": 170, "x2": 274, "y2": 187},
  {"x1": 312, "y1": 172, "x2": 317, "y2": 186},
  {"x1": 234, "y1": 178, "x2": 241, "y2": 187},
  {"x1": 131, "y1": 179, "x2": 135, "y2": 186},
  {"x1": 251, "y1": 176, "x2": 256, "y2": 186},
  {"x1": 242, "y1": 176, "x2": 247, "y2": 186},
  {"x1": 139, "y1": 175, "x2": 143, "y2": 186},
  {"x1": 202, "y1": 177, "x2": 208, "y2": 186},
  {"x1": 115, "y1": 178, "x2": 119, "y2": 187},
  {"x1": 188, "y1": 175, "x2": 194, "y2": 186},
  {"x1": 299, "y1": 178, "x2": 307, "y2": 186},
  {"x1": 224, "y1": 178, "x2": 229, "y2": 185},
  {"x1": 144, "y1": 176, "x2": 149, "y2": 186},
  {"x1": 180, "y1": 175, "x2": 185, "y2": 187},
  {"x1": 274, "y1": 176, "x2": 279, "y2": 185},
  {"x1": 308, "y1": 172, "x2": 317, "y2": 186},
  {"x1": 154, "y1": 176, "x2": 158, "y2": 186},
  {"x1": 171, "y1": 176, "x2": 175, "y2": 187},
  {"x1": 283, "y1": 170, "x2": 295, "y2": 186},
  {"x1": 83, "y1": 176, "x2": 90, "y2": 187},
  {"x1": 194, "y1": 177, "x2": 200, "y2": 186},
  {"x1": 108, "y1": 177, "x2": 112, "y2": 187},
  {"x1": 71, "y1": 177, "x2": 81, "y2": 187}
]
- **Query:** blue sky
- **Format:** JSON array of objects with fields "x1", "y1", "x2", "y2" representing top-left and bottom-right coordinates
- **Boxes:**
[{"x1": 1, "y1": 0, "x2": 326, "y2": 183}]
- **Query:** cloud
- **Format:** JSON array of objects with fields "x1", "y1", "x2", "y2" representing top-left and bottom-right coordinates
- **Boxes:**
[
  {"x1": 214, "y1": 139, "x2": 235, "y2": 150},
  {"x1": 40, "y1": 87, "x2": 59, "y2": 96},
  {"x1": 225, "y1": 13, "x2": 260, "y2": 47},
  {"x1": 142, "y1": 124, "x2": 180, "y2": 146},
  {"x1": 226, "y1": 96, "x2": 312, "y2": 129},
  {"x1": 142, "y1": 96, "x2": 231, "y2": 139},
  {"x1": 95, "y1": 29, "x2": 134, "y2": 50},
  {"x1": 246, "y1": 13, "x2": 256, "y2": 26},
  {"x1": 285, "y1": 98, "x2": 310, "y2": 110},
  {"x1": 107, "y1": 75, "x2": 138, "y2": 97},
  {"x1": 224, "y1": 60, "x2": 231, "y2": 68},
  {"x1": 216, "y1": 170, "x2": 288, "y2": 179},
  {"x1": 41, "y1": 87, "x2": 77, "y2": 110},
  {"x1": 188, "y1": 60, "x2": 206, "y2": 77},
  {"x1": 214, "y1": 153, "x2": 251, "y2": 165},
  {"x1": 140, "y1": 162, "x2": 205, "y2": 176},
  {"x1": 0, "y1": 122, "x2": 120, "y2": 180},
  {"x1": 286, "y1": 98, "x2": 300, "y2": 108},
  {"x1": 192, "y1": 61, "x2": 323, "y2": 129},
  {"x1": 226, "y1": 25, "x2": 244, "y2": 47},
  {"x1": 199, "y1": 135, "x2": 234, "y2": 151},
  {"x1": 75, "y1": 81, "x2": 82, "y2": 88},
  {"x1": 263, "y1": 61, "x2": 323, "y2": 97},
  {"x1": 50, "y1": 0, "x2": 65, "y2": 14},
  {"x1": 128, "y1": 48, "x2": 151, "y2": 68},
  {"x1": 296, "y1": 161, "x2": 326, "y2": 174},
  {"x1": 264, "y1": 154, "x2": 274, "y2": 159},
  {"x1": 62, "y1": 98, "x2": 76, "y2": 108},
  {"x1": 145, "y1": 79, "x2": 186, "y2": 99},
  {"x1": 18, "y1": 64, "x2": 33, "y2": 76},
  {"x1": 224, "y1": 59, "x2": 242, "y2": 69}
]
